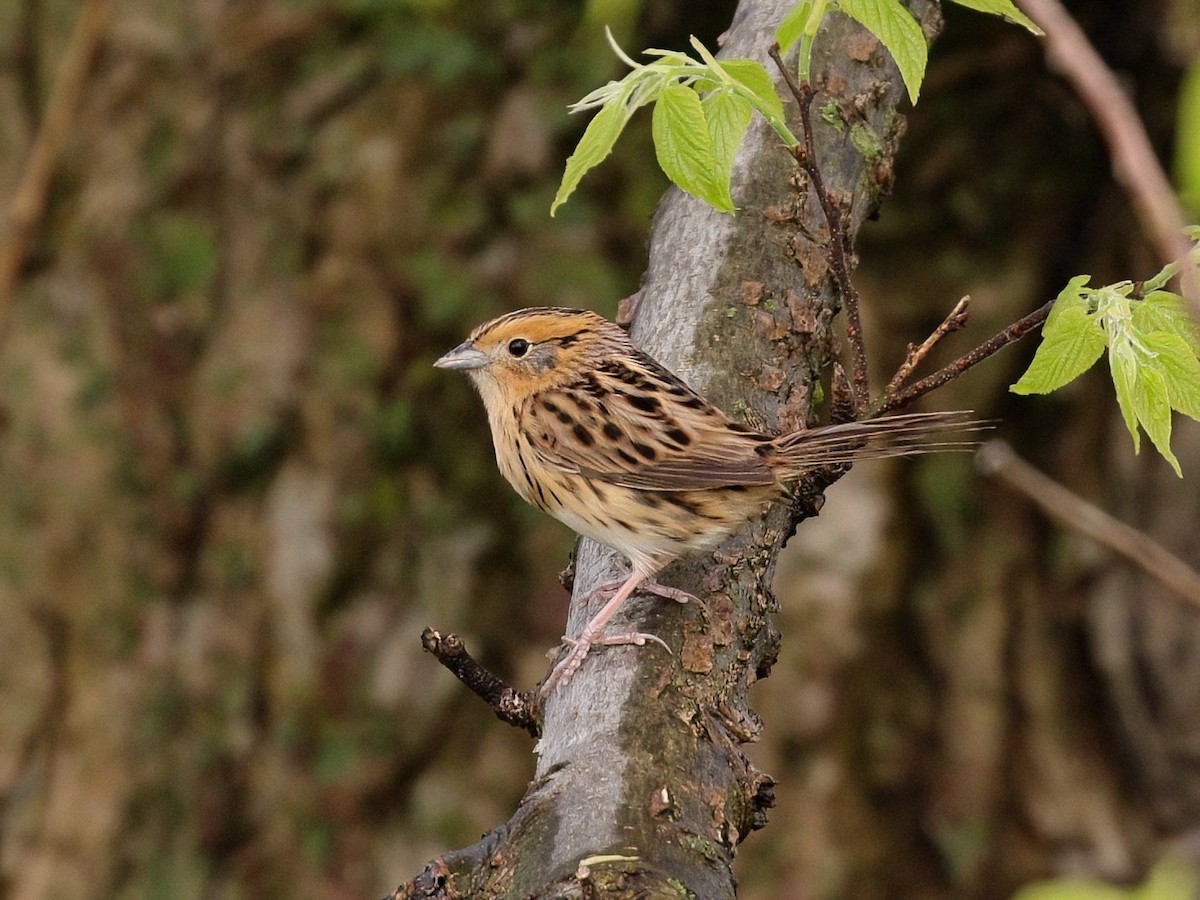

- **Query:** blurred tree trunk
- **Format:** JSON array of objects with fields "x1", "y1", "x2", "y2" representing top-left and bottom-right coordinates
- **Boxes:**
[{"x1": 397, "y1": 0, "x2": 941, "y2": 895}]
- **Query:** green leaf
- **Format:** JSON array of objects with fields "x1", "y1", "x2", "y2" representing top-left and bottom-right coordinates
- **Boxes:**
[
  {"x1": 1010, "y1": 302, "x2": 1106, "y2": 394},
  {"x1": 776, "y1": 2, "x2": 811, "y2": 53},
  {"x1": 835, "y1": 0, "x2": 928, "y2": 104},
  {"x1": 652, "y1": 83, "x2": 733, "y2": 211},
  {"x1": 718, "y1": 58, "x2": 795, "y2": 146},
  {"x1": 703, "y1": 90, "x2": 753, "y2": 194},
  {"x1": 552, "y1": 98, "x2": 631, "y2": 216},
  {"x1": 776, "y1": 0, "x2": 828, "y2": 52},
  {"x1": 1134, "y1": 290, "x2": 1200, "y2": 347},
  {"x1": 1109, "y1": 343, "x2": 1141, "y2": 454},
  {"x1": 1142, "y1": 330, "x2": 1200, "y2": 422},
  {"x1": 947, "y1": 0, "x2": 1044, "y2": 35},
  {"x1": 1043, "y1": 274, "x2": 1093, "y2": 330},
  {"x1": 1133, "y1": 365, "x2": 1181, "y2": 477},
  {"x1": 1011, "y1": 275, "x2": 1097, "y2": 395},
  {"x1": 1004, "y1": 272, "x2": 1196, "y2": 475}
]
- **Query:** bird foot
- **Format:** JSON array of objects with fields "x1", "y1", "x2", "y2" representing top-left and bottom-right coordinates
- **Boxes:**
[
  {"x1": 638, "y1": 578, "x2": 709, "y2": 619},
  {"x1": 580, "y1": 576, "x2": 705, "y2": 614},
  {"x1": 540, "y1": 570, "x2": 703, "y2": 696},
  {"x1": 541, "y1": 630, "x2": 671, "y2": 696},
  {"x1": 641, "y1": 580, "x2": 696, "y2": 606}
]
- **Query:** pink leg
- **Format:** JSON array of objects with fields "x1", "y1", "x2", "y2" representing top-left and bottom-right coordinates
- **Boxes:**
[{"x1": 543, "y1": 569, "x2": 669, "y2": 694}]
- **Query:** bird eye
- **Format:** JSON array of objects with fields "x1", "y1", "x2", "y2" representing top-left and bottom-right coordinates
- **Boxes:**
[{"x1": 507, "y1": 338, "x2": 530, "y2": 357}]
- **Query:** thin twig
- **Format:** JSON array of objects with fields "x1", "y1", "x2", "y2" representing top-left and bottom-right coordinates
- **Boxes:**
[
  {"x1": 1016, "y1": 0, "x2": 1197, "y2": 312},
  {"x1": 0, "y1": 0, "x2": 113, "y2": 329},
  {"x1": 421, "y1": 628, "x2": 540, "y2": 738},
  {"x1": 769, "y1": 43, "x2": 870, "y2": 411},
  {"x1": 885, "y1": 296, "x2": 971, "y2": 396},
  {"x1": 978, "y1": 440, "x2": 1200, "y2": 611},
  {"x1": 873, "y1": 297, "x2": 1054, "y2": 415}
]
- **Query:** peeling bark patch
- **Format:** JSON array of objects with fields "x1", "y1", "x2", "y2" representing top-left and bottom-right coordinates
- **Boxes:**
[
  {"x1": 681, "y1": 626, "x2": 713, "y2": 674},
  {"x1": 752, "y1": 309, "x2": 789, "y2": 341},
  {"x1": 709, "y1": 593, "x2": 735, "y2": 647},
  {"x1": 739, "y1": 281, "x2": 765, "y2": 306},
  {"x1": 795, "y1": 241, "x2": 830, "y2": 289},
  {"x1": 846, "y1": 30, "x2": 880, "y2": 61},
  {"x1": 785, "y1": 291, "x2": 817, "y2": 333},
  {"x1": 648, "y1": 785, "x2": 674, "y2": 818},
  {"x1": 757, "y1": 365, "x2": 785, "y2": 392}
]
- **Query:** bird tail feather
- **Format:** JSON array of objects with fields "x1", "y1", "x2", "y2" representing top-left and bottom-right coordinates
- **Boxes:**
[{"x1": 771, "y1": 411, "x2": 989, "y2": 475}]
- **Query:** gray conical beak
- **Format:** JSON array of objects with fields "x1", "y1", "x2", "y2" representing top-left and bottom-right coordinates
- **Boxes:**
[{"x1": 434, "y1": 341, "x2": 488, "y2": 370}]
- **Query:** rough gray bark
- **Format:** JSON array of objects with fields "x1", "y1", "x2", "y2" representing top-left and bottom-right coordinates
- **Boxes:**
[{"x1": 397, "y1": 0, "x2": 939, "y2": 896}]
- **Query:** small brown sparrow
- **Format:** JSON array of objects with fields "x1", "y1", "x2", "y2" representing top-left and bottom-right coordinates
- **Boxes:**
[{"x1": 437, "y1": 307, "x2": 973, "y2": 690}]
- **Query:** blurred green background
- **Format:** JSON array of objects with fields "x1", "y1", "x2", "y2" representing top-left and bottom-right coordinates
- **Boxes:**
[{"x1": 1, "y1": 1, "x2": 1198, "y2": 898}]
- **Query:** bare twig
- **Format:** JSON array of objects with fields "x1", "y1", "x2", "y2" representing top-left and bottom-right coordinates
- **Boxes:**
[
  {"x1": 884, "y1": 296, "x2": 971, "y2": 397},
  {"x1": 769, "y1": 43, "x2": 870, "y2": 411},
  {"x1": 873, "y1": 297, "x2": 1054, "y2": 415},
  {"x1": 421, "y1": 628, "x2": 539, "y2": 738},
  {"x1": 978, "y1": 440, "x2": 1200, "y2": 611},
  {"x1": 1016, "y1": 0, "x2": 1198, "y2": 311},
  {"x1": 0, "y1": 0, "x2": 113, "y2": 329}
]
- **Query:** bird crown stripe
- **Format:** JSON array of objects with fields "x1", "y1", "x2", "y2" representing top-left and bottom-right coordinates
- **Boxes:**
[{"x1": 471, "y1": 307, "x2": 592, "y2": 341}]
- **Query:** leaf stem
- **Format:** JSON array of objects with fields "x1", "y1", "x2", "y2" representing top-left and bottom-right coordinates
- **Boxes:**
[
  {"x1": 768, "y1": 42, "x2": 870, "y2": 412},
  {"x1": 1143, "y1": 242, "x2": 1200, "y2": 293}
]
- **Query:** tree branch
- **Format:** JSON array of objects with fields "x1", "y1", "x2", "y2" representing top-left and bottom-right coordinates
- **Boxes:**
[
  {"x1": 978, "y1": 440, "x2": 1200, "y2": 611},
  {"x1": 420, "y1": 628, "x2": 539, "y2": 738},
  {"x1": 1016, "y1": 0, "x2": 1198, "y2": 310},
  {"x1": 0, "y1": 0, "x2": 113, "y2": 329},
  {"x1": 884, "y1": 295, "x2": 971, "y2": 396},
  {"x1": 873, "y1": 297, "x2": 1054, "y2": 415}
]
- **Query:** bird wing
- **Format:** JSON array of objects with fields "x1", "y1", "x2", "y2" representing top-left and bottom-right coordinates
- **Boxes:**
[{"x1": 522, "y1": 354, "x2": 777, "y2": 491}]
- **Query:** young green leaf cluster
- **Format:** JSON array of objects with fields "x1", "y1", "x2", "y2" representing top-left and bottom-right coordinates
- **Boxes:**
[
  {"x1": 775, "y1": 0, "x2": 1041, "y2": 105},
  {"x1": 553, "y1": 3, "x2": 1040, "y2": 216},
  {"x1": 1012, "y1": 240, "x2": 1200, "y2": 477},
  {"x1": 550, "y1": 31, "x2": 794, "y2": 216}
]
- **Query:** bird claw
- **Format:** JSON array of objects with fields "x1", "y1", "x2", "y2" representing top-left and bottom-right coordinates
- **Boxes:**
[
  {"x1": 593, "y1": 630, "x2": 673, "y2": 654},
  {"x1": 637, "y1": 579, "x2": 710, "y2": 620},
  {"x1": 581, "y1": 575, "x2": 707, "y2": 616},
  {"x1": 640, "y1": 581, "x2": 695, "y2": 606},
  {"x1": 540, "y1": 567, "x2": 700, "y2": 696},
  {"x1": 541, "y1": 630, "x2": 672, "y2": 696}
]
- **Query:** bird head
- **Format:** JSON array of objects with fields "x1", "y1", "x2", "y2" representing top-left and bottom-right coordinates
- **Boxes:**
[{"x1": 435, "y1": 307, "x2": 626, "y2": 404}]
